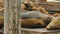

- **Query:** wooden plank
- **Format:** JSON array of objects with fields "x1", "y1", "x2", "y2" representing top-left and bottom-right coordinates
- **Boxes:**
[
  {"x1": 4, "y1": 0, "x2": 9, "y2": 34},
  {"x1": 21, "y1": 28, "x2": 60, "y2": 32},
  {"x1": 35, "y1": 2, "x2": 60, "y2": 11},
  {"x1": 17, "y1": 0, "x2": 21, "y2": 34},
  {"x1": 21, "y1": 28, "x2": 60, "y2": 34},
  {"x1": 4, "y1": 0, "x2": 21, "y2": 34}
]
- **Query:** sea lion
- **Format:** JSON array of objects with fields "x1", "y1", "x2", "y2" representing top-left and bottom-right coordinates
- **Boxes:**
[
  {"x1": 46, "y1": 17, "x2": 60, "y2": 30},
  {"x1": 21, "y1": 18, "x2": 46, "y2": 28}
]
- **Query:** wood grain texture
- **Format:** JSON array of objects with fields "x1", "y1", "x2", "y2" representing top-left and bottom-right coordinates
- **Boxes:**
[
  {"x1": 35, "y1": 2, "x2": 60, "y2": 11},
  {"x1": 21, "y1": 28, "x2": 60, "y2": 34},
  {"x1": 4, "y1": 0, "x2": 21, "y2": 34}
]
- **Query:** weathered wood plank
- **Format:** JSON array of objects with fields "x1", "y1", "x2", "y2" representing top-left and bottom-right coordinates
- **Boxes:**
[
  {"x1": 21, "y1": 28, "x2": 60, "y2": 32},
  {"x1": 4, "y1": 0, "x2": 21, "y2": 34},
  {"x1": 35, "y1": 2, "x2": 60, "y2": 11},
  {"x1": 21, "y1": 28, "x2": 60, "y2": 34},
  {"x1": 17, "y1": 0, "x2": 21, "y2": 34},
  {"x1": 4, "y1": 0, "x2": 9, "y2": 34}
]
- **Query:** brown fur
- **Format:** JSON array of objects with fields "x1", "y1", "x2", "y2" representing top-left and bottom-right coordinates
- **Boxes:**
[
  {"x1": 21, "y1": 4, "x2": 26, "y2": 10},
  {"x1": 0, "y1": 16, "x2": 4, "y2": 29},
  {"x1": 0, "y1": 2, "x2": 4, "y2": 25},
  {"x1": 21, "y1": 4, "x2": 28, "y2": 13},
  {"x1": 0, "y1": 16, "x2": 4, "y2": 25},
  {"x1": 31, "y1": 7, "x2": 49, "y2": 14},
  {"x1": 46, "y1": 17, "x2": 60, "y2": 30},
  {"x1": 21, "y1": 11, "x2": 55, "y2": 28},
  {"x1": 0, "y1": 2, "x2": 4, "y2": 29},
  {"x1": 53, "y1": 13, "x2": 60, "y2": 17},
  {"x1": 21, "y1": 18, "x2": 46, "y2": 28},
  {"x1": 21, "y1": 2, "x2": 48, "y2": 14},
  {"x1": 38, "y1": 7, "x2": 48, "y2": 14},
  {"x1": 31, "y1": 7, "x2": 39, "y2": 11},
  {"x1": 0, "y1": 2, "x2": 4, "y2": 7}
]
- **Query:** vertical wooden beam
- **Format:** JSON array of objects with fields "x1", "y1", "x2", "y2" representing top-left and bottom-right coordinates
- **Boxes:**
[
  {"x1": 17, "y1": 0, "x2": 21, "y2": 34},
  {"x1": 4, "y1": 0, "x2": 9, "y2": 34},
  {"x1": 4, "y1": 0, "x2": 21, "y2": 34}
]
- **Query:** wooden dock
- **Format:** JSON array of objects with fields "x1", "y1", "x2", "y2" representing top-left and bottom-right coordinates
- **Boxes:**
[
  {"x1": 35, "y1": 2, "x2": 60, "y2": 11},
  {"x1": 21, "y1": 28, "x2": 60, "y2": 34}
]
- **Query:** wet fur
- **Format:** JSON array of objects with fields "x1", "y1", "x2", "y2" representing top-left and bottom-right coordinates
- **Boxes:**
[
  {"x1": 21, "y1": 2, "x2": 48, "y2": 14},
  {"x1": 53, "y1": 13, "x2": 60, "y2": 17},
  {"x1": 21, "y1": 11, "x2": 55, "y2": 28},
  {"x1": 21, "y1": 18, "x2": 46, "y2": 28},
  {"x1": 46, "y1": 17, "x2": 60, "y2": 30},
  {"x1": 0, "y1": 16, "x2": 4, "y2": 29}
]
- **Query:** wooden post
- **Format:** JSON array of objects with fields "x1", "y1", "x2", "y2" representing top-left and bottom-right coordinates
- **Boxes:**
[
  {"x1": 17, "y1": 0, "x2": 21, "y2": 34},
  {"x1": 4, "y1": 0, "x2": 21, "y2": 34}
]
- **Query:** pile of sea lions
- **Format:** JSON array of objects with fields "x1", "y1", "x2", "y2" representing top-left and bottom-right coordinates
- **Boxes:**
[
  {"x1": 0, "y1": 1, "x2": 60, "y2": 34},
  {"x1": 21, "y1": 1, "x2": 60, "y2": 30},
  {"x1": 21, "y1": 11, "x2": 60, "y2": 30}
]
